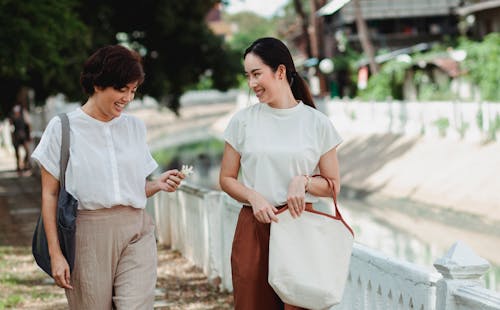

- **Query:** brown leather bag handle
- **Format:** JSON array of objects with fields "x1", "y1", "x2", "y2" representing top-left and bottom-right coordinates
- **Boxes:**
[
  {"x1": 311, "y1": 174, "x2": 354, "y2": 236},
  {"x1": 312, "y1": 174, "x2": 344, "y2": 221}
]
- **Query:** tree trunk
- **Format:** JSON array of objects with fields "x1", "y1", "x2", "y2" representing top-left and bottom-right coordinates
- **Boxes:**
[
  {"x1": 293, "y1": 0, "x2": 313, "y2": 58},
  {"x1": 310, "y1": 0, "x2": 328, "y2": 95},
  {"x1": 310, "y1": 0, "x2": 326, "y2": 59},
  {"x1": 353, "y1": 0, "x2": 379, "y2": 74}
]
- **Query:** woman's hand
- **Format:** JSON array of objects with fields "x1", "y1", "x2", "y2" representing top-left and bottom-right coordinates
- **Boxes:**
[
  {"x1": 51, "y1": 253, "x2": 73, "y2": 289},
  {"x1": 158, "y1": 169, "x2": 185, "y2": 192},
  {"x1": 287, "y1": 175, "x2": 308, "y2": 218},
  {"x1": 249, "y1": 194, "x2": 279, "y2": 224}
]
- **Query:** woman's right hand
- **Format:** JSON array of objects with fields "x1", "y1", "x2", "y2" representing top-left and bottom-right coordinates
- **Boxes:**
[
  {"x1": 249, "y1": 194, "x2": 279, "y2": 223},
  {"x1": 51, "y1": 253, "x2": 73, "y2": 289}
]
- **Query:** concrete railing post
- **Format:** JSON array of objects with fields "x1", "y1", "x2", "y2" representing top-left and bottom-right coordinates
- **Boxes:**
[{"x1": 433, "y1": 241, "x2": 491, "y2": 310}]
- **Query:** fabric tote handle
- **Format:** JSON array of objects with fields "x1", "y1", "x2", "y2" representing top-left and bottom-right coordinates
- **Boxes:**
[{"x1": 58, "y1": 113, "x2": 70, "y2": 189}]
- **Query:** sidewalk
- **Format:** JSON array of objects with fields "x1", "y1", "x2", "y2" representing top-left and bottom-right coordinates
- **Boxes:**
[{"x1": 0, "y1": 148, "x2": 40, "y2": 247}]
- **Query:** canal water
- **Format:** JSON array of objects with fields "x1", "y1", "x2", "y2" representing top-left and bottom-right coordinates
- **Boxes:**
[{"x1": 153, "y1": 139, "x2": 500, "y2": 292}]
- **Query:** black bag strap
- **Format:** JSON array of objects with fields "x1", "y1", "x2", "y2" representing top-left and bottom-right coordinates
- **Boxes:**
[{"x1": 57, "y1": 113, "x2": 70, "y2": 189}]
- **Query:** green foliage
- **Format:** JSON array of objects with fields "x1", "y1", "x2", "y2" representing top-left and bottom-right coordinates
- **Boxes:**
[
  {"x1": 356, "y1": 34, "x2": 500, "y2": 102},
  {"x1": 413, "y1": 69, "x2": 454, "y2": 101},
  {"x1": 332, "y1": 47, "x2": 361, "y2": 73},
  {"x1": 359, "y1": 58, "x2": 412, "y2": 101},
  {"x1": 331, "y1": 47, "x2": 362, "y2": 97},
  {"x1": 0, "y1": 294, "x2": 22, "y2": 309},
  {"x1": 194, "y1": 73, "x2": 214, "y2": 90},
  {"x1": 433, "y1": 117, "x2": 450, "y2": 137},
  {"x1": 475, "y1": 107, "x2": 500, "y2": 143},
  {"x1": 359, "y1": 72, "x2": 392, "y2": 101},
  {"x1": 458, "y1": 33, "x2": 500, "y2": 101},
  {"x1": 225, "y1": 12, "x2": 279, "y2": 54},
  {"x1": 0, "y1": 1, "x2": 242, "y2": 118},
  {"x1": 457, "y1": 121, "x2": 469, "y2": 139},
  {"x1": 486, "y1": 113, "x2": 500, "y2": 142},
  {"x1": 223, "y1": 11, "x2": 280, "y2": 89},
  {"x1": 476, "y1": 108, "x2": 484, "y2": 130},
  {"x1": 76, "y1": 0, "x2": 241, "y2": 114},
  {"x1": 153, "y1": 138, "x2": 225, "y2": 169},
  {"x1": 0, "y1": 0, "x2": 90, "y2": 117}
]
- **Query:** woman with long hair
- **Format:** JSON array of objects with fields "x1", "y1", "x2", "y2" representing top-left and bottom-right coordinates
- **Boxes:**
[{"x1": 220, "y1": 37, "x2": 343, "y2": 309}]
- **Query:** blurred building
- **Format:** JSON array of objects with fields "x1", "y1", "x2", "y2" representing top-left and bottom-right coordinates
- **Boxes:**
[
  {"x1": 318, "y1": 0, "x2": 500, "y2": 54},
  {"x1": 313, "y1": 0, "x2": 499, "y2": 99},
  {"x1": 318, "y1": 0, "x2": 460, "y2": 53},
  {"x1": 455, "y1": 0, "x2": 500, "y2": 39},
  {"x1": 206, "y1": 2, "x2": 233, "y2": 40}
]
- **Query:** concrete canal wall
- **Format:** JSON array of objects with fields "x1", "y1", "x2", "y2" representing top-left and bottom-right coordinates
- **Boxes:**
[{"x1": 337, "y1": 132, "x2": 500, "y2": 221}]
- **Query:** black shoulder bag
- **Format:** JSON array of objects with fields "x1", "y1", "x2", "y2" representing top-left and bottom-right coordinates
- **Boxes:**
[{"x1": 32, "y1": 113, "x2": 78, "y2": 277}]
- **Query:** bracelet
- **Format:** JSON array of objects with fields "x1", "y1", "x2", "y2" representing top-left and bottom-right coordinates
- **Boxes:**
[{"x1": 303, "y1": 175, "x2": 312, "y2": 192}]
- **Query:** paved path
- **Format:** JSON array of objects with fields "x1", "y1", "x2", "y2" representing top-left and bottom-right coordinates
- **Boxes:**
[{"x1": 0, "y1": 147, "x2": 40, "y2": 247}]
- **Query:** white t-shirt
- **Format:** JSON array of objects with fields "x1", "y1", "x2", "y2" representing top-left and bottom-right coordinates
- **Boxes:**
[
  {"x1": 31, "y1": 108, "x2": 158, "y2": 210},
  {"x1": 224, "y1": 102, "x2": 342, "y2": 206}
]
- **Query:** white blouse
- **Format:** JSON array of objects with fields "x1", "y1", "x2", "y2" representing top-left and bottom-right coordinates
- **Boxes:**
[
  {"x1": 224, "y1": 102, "x2": 342, "y2": 206},
  {"x1": 32, "y1": 108, "x2": 158, "y2": 210}
]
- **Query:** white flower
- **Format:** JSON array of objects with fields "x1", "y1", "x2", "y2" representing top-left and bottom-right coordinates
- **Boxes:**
[{"x1": 181, "y1": 164, "x2": 194, "y2": 177}]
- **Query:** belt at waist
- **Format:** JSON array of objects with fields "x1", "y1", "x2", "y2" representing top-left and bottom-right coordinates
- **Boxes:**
[{"x1": 243, "y1": 203, "x2": 313, "y2": 211}]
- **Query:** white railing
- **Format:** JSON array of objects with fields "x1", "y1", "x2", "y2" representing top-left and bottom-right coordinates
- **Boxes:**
[
  {"x1": 334, "y1": 243, "x2": 439, "y2": 310},
  {"x1": 147, "y1": 183, "x2": 500, "y2": 310}
]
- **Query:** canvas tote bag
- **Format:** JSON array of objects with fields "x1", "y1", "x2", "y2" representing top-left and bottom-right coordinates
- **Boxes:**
[
  {"x1": 32, "y1": 113, "x2": 78, "y2": 277},
  {"x1": 268, "y1": 175, "x2": 354, "y2": 309}
]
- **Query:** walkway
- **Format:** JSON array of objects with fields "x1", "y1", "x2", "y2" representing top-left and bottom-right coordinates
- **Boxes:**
[{"x1": 0, "y1": 147, "x2": 233, "y2": 309}]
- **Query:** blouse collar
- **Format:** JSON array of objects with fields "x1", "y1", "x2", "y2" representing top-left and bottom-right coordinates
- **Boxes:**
[{"x1": 76, "y1": 108, "x2": 124, "y2": 126}]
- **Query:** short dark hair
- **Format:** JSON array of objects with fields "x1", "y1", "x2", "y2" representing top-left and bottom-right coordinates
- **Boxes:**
[
  {"x1": 244, "y1": 37, "x2": 315, "y2": 109},
  {"x1": 80, "y1": 45, "x2": 145, "y2": 95}
]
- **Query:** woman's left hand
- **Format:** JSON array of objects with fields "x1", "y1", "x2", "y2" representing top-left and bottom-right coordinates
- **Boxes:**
[
  {"x1": 287, "y1": 175, "x2": 307, "y2": 218},
  {"x1": 158, "y1": 169, "x2": 185, "y2": 192}
]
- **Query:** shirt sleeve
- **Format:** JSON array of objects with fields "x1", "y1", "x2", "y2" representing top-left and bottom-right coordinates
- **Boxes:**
[
  {"x1": 138, "y1": 120, "x2": 158, "y2": 177},
  {"x1": 223, "y1": 111, "x2": 243, "y2": 153},
  {"x1": 320, "y1": 115, "x2": 343, "y2": 155},
  {"x1": 31, "y1": 116, "x2": 62, "y2": 180}
]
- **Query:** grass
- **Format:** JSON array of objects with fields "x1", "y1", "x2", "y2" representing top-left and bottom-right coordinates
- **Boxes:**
[
  {"x1": 0, "y1": 245, "x2": 233, "y2": 309},
  {"x1": 0, "y1": 246, "x2": 66, "y2": 309},
  {"x1": 0, "y1": 294, "x2": 22, "y2": 309}
]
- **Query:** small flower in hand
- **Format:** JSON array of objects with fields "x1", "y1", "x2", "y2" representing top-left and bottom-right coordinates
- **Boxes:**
[{"x1": 181, "y1": 165, "x2": 194, "y2": 177}]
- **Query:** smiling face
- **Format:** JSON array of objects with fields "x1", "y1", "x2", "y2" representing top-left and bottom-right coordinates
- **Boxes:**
[
  {"x1": 92, "y1": 81, "x2": 138, "y2": 121},
  {"x1": 244, "y1": 53, "x2": 281, "y2": 104}
]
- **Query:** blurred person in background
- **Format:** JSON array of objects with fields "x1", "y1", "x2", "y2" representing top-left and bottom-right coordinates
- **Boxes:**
[{"x1": 9, "y1": 103, "x2": 31, "y2": 172}]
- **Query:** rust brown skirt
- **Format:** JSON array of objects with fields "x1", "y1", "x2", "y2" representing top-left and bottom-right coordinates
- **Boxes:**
[{"x1": 231, "y1": 205, "x2": 307, "y2": 310}]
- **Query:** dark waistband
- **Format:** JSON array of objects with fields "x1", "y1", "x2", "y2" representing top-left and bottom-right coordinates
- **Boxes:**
[{"x1": 243, "y1": 203, "x2": 313, "y2": 210}]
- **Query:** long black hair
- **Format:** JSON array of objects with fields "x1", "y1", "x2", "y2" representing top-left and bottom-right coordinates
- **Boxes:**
[{"x1": 244, "y1": 37, "x2": 315, "y2": 109}]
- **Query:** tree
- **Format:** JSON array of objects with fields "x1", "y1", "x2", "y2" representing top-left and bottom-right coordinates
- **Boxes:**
[
  {"x1": 0, "y1": 1, "x2": 241, "y2": 118},
  {"x1": 0, "y1": 0, "x2": 90, "y2": 118},
  {"x1": 287, "y1": 0, "x2": 329, "y2": 94},
  {"x1": 225, "y1": 11, "x2": 278, "y2": 54},
  {"x1": 77, "y1": 0, "x2": 241, "y2": 114},
  {"x1": 292, "y1": 0, "x2": 312, "y2": 58},
  {"x1": 353, "y1": 0, "x2": 378, "y2": 74}
]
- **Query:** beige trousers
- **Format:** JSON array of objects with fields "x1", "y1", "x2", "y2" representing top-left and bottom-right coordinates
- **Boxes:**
[{"x1": 65, "y1": 206, "x2": 157, "y2": 310}]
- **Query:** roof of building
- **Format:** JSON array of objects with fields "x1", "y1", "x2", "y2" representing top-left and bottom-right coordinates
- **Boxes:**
[
  {"x1": 454, "y1": 0, "x2": 500, "y2": 16},
  {"x1": 318, "y1": 0, "x2": 463, "y2": 22}
]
